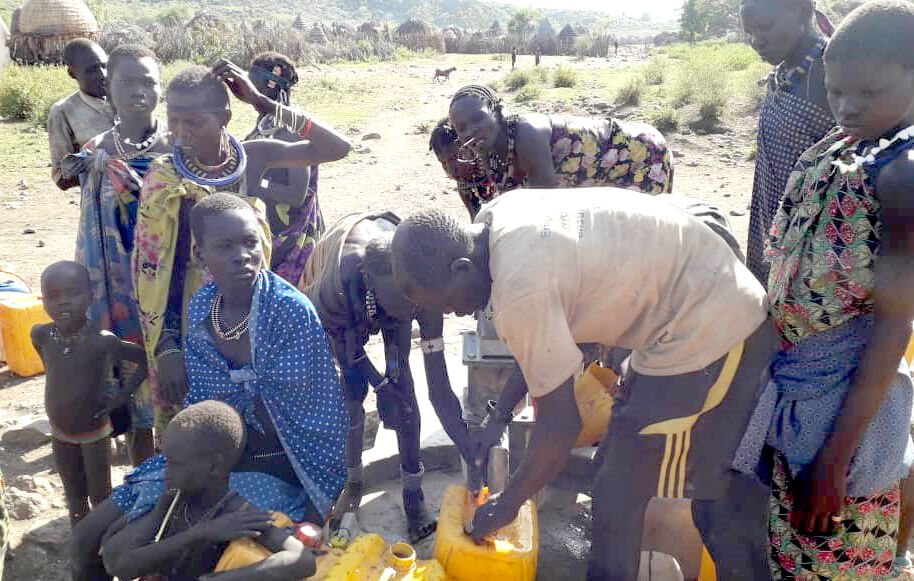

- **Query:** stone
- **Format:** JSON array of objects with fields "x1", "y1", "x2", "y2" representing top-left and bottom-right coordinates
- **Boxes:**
[
  {"x1": 18, "y1": 180, "x2": 28, "y2": 190},
  {"x1": 1, "y1": 416, "x2": 52, "y2": 447},
  {"x1": 37, "y1": 240, "x2": 45, "y2": 248},
  {"x1": 23, "y1": 517, "x2": 71, "y2": 550},
  {"x1": 11, "y1": 475, "x2": 55, "y2": 496},
  {"x1": 346, "y1": 127, "x2": 361, "y2": 135},
  {"x1": 729, "y1": 209, "x2": 746, "y2": 217},
  {"x1": 6, "y1": 486, "x2": 50, "y2": 519},
  {"x1": 672, "y1": 150, "x2": 684, "y2": 159},
  {"x1": 22, "y1": 227, "x2": 35, "y2": 234},
  {"x1": 362, "y1": 132, "x2": 381, "y2": 141}
]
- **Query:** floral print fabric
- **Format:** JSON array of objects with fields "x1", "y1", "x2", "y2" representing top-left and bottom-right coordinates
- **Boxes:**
[{"x1": 769, "y1": 452, "x2": 900, "y2": 580}]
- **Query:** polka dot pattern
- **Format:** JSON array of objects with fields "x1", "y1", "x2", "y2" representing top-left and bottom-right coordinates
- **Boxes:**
[{"x1": 110, "y1": 270, "x2": 348, "y2": 521}]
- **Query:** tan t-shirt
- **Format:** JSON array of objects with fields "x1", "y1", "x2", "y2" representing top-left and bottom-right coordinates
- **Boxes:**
[{"x1": 476, "y1": 188, "x2": 767, "y2": 398}]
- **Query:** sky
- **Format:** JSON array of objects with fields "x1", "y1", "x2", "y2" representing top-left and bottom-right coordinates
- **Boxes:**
[{"x1": 495, "y1": 0, "x2": 683, "y2": 20}]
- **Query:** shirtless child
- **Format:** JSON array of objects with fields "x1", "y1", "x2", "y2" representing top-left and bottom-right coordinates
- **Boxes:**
[
  {"x1": 31, "y1": 261, "x2": 147, "y2": 525},
  {"x1": 102, "y1": 400, "x2": 317, "y2": 581}
]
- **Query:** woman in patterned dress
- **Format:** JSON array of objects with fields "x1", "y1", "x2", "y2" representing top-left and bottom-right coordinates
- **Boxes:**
[
  {"x1": 741, "y1": 0, "x2": 836, "y2": 285},
  {"x1": 447, "y1": 84, "x2": 673, "y2": 195},
  {"x1": 734, "y1": 3, "x2": 914, "y2": 578}
]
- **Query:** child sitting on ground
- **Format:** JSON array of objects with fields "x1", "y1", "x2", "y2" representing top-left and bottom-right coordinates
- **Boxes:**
[
  {"x1": 31, "y1": 261, "x2": 147, "y2": 525},
  {"x1": 101, "y1": 400, "x2": 317, "y2": 581}
]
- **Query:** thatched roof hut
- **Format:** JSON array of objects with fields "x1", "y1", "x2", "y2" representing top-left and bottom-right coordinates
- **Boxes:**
[
  {"x1": 331, "y1": 21, "x2": 356, "y2": 38},
  {"x1": 395, "y1": 18, "x2": 443, "y2": 52},
  {"x1": 558, "y1": 23, "x2": 581, "y2": 53},
  {"x1": 10, "y1": 0, "x2": 98, "y2": 64},
  {"x1": 534, "y1": 18, "x2": 558, "y2": 55},
  {"x1": 357, "y1": 21, "x2": 382, "y2": 39},
  {"x1": 292, "y1": 14, "x2": 305, "y2": 30},
  {"x1": 308, "y1": 22, "x2": 328, "y2": 44},
  {"x1": 488, "y1": 20, "x2": 503, "y2": 38}
]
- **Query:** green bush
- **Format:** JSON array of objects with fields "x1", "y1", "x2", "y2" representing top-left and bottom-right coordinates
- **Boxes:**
[
  {"x1": 698, "y1": 93, "x2": 726, "y2": 126},
  {"x1": 642, "y1": 56, "x2": 668, "y2": 85},
  {"x1": 616, "y1": 79, "x2": 643, "y2": 106},
  {"x1": 552, "y1": 65, "x2": 578, "y2": 88},
  {"x1": 535, "y1": 67, "x2": 550, "y2": 82},
  {"x1": 671, "y1": 57, "x2": 728, "y2": 107},
  {"x1": 514, "y1": 85, "x2": 542, "y2": 103},
  {"x1": 650, "y1": 107, "x2": 679, "y2": 133},
  {"x1": 504, "y1": 69, "x2": 534, "y2": 91},
  {"x1": 0, "y1": 65, "x2": 72, "y2": 128}
]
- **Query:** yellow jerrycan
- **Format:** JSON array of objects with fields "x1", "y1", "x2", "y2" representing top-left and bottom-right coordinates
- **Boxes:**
[
  {"x1": 573, "y1": 362, "x2": 618, "y2": 448},
  {"x1": 0, "y1": 294, "x2": 51, "y2": 377},
  {"x1": 322, "y1": 534, "x2": 446, "y2": 581},
  {"x1": 434, "y1": 485, "x2": 538, "y2": 581}
]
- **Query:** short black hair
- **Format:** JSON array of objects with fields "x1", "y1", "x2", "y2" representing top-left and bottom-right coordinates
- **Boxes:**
[
  {"x1": 190, "y1": 193, "x2": 256, "y2": 243},
  {"x1": 41, "y1": 260, "x2": 90, "y2": 291},
  {"x1": 62, "y1": 38, "x2": 102, "y2": 67},
  {"x1": 824, "y1": 0, "x2": 914, "y2": 68},
  {"x1": 166, "y1": 65, "x2": 229, "y2": 111},
  {"x1": 450, "y1": 84, "x2": 502, "y2": 118},
  {"x1": 429, "y1": 117, "x2": 459, "y2": 155},
  {"x1": 250, "y1": 51, "x2": 299, "y2": 86},
  {"x1": 363, "y1": 232, "x2": 394, "y2": 277},
  {"x1": 391, "y1": 210, "x2": 472, "y2": 289},
  {"x1": 107, "y1": 44, "x2": 157, "y2": 78},
  {"x1": 167, "y1": 400, "x2": 246, "y2": 471}
]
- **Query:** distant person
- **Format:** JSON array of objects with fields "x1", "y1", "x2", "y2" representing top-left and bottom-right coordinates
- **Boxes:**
[
  {"x1": 511, "y1": 47, "x2": 517, "y2": 69},
  {"x1": 31, "y1": 261, "x2": 147, "y2": 525},
  {"x1": 48, "y1": 38, "x2": 115, "y2": 190},
  {"x1": 614, "y1": 38, "x2": 619, "y2": 55},
  {"x1": 741, "y1": 0, "x2": 835, "y2": 284},
  {"x1": 448, "y1": 84, "x2": 673, "y2": 193},
  {"x1": 534, "y1": 47, "x2": 541, "y2": 66},
  {"x1": 101, "y1": 401, "x2": 318, "y2": 581},
  {"x1": 75, "y1": 44, "x2": 169, "y2": 467}
]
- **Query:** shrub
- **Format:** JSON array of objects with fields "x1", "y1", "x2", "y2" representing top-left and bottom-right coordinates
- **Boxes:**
[
  {"x1": 698, "y1": 93, "x2": 726, "y2": 126},
  {"x1": 514, "y1": 85, "x2": 542, "y2": 103},
  {"x1": 535, "y1": 67, "x2": 550, "y2": 82},
  {"x1": 650, "y1": 107, "x2": 679, "y2": 133},
  {"x1": 504, "y1": 69, "x2": 533, "y2": 91},
  {"x1": 552, "y1": 65, "x2": 578, "y2": 88},
  {"x1": 642, "y1": 56, "x2": 668, "y2": 85},
  {"x1": 616, "y1": 79, "x2": 643, "y2": 106},
  {"x1": 671, "y1": 57, "x2": 728, "y2": 107},
  {"x1": 0, "y1": 65, "x2": 71, "y2": 128}
]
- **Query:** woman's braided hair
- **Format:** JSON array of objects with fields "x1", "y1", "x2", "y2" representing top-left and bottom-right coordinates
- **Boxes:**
[{"x1": 449, "y1": 84, "x2": 504, "y2": 120}]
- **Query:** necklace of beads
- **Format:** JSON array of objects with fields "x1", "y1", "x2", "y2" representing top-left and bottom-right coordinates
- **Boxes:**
[
  {"x1": 113, "y1": 119, "x2": 163, "y2": 160},
  {"x1": 210, "y1": 293, "x2": 251, "y2": 342},
  {"x1": 174, "y1": 134, "x2": 247, "y2": 188},
  {"x1": 50, "y1": 321, "x2": 88, "y2": 358}
]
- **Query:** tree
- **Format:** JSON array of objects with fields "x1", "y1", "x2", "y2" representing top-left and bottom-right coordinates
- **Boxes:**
[
  {"x1": 680, "y1": 0, "x2": 701, "y2": 43},
  {"x1": 508, "y1": 7, "x2": 540, "y2": 47}
]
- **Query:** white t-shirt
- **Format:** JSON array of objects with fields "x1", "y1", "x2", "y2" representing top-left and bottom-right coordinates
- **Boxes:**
[{"x1": 476, "y1": 188, "x2": 768, "y2": 398}]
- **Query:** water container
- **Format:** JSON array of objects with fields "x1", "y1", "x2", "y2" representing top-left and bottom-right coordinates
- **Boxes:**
[
  {"x1": 434, "y1": 485, "x2": 538, "y2": 581},
  {"x1": 0, "y1": 295, "x2": 50, "y2": 377},
  {"x1": 574, "y1": 362, "x2": 617, "y2": 448},
  {"x1": 323, "y1": 535, "x2": 446, "y2": 581},
  {"x1": 905, "y1": 322, "x2": 914, "y2": 365},
  {"x1": 0, "y1": 270, "x2": 31, "y2": 363}
]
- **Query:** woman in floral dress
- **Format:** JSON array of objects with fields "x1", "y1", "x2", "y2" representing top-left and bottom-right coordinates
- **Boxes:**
[
  {"x1": 734, "y1": 2, "x2": 914, "y2": 578},
  {"x1": 447, "y1": 84, "x2": 673, "y2": 194}
]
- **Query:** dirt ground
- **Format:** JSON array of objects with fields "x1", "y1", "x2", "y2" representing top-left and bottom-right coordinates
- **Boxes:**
[{"x1": 0, "y1": 47, "x2": 760, "y2": 580}]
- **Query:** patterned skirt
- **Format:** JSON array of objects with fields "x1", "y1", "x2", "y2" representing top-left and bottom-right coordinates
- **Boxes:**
[{"x1": 769, "y1": 453, "x2": 900, "y2": 580}]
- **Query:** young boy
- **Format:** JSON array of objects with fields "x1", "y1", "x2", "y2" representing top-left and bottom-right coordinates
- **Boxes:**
[
  {"x1": 47, "y1": 39, "x2": 115, "y2": 190},
  {"x1": 429, "y1": 118, "x2": 497, "y2": 219},
  {"x1": 76, "y1": 43, "x2": 169, "y2": 466},
  {"x1": 101, "y1": 400, "x2": 317, "y2": 581},
  {"x1": 31, "y1": 261, "x2": 147, "y2": 525}
]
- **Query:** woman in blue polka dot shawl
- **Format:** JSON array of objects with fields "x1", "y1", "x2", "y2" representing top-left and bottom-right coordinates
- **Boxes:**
[{"x1": 107, "y1": 196, "x2": 348, "y2": 525}]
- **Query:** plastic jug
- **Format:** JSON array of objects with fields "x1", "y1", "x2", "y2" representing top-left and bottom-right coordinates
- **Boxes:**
[
  {"x1": 322, "y1": 535, "x2": 446, "y2": 581},
  {"x1": 0, "y1": 294, "x2": 50, "y2": 376},
  {"x1": 434, "y1": 485, "x2": 538, "y2": 581},
  {"x1": 905, "y1": 322, "x2": 914, "y2": 365},
  {"x1": 0, "y1": 270, "x2": 30, "y2": 363},
  {"x1": 574, "y1": 362, "x2": 618, "y2": 448}
]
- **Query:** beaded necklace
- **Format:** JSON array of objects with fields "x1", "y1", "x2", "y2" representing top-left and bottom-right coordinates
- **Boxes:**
[
  {"x1": 174, "y1": 134, "x2": 247, "y2": 188},
  {"x1": 767, "y1": 39, "x2": 826, "y2": 98},
  {"x1": 209, "y1": 293, "x2": 251, "y2": 342},
  {"x1": 50, "y1": 321, "x2": 89, "y2": 358},
  {"x1": 113, "y1": 119, "x2": 164, "y2": 160}
]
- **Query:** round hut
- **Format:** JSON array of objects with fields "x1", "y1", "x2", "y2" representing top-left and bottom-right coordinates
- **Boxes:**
[
  {"x1": 10, "y1": 0, "x2": 98, "y2": 64},
  {"x1": 292, "y1": 14, "x2": 306, "y2": 31},
  {"x1": 395, "y1": 18, "x2": 443, "y2": 52},
  {"x1": 308, "y1": 22, "x2": 328, "y2": 44}
]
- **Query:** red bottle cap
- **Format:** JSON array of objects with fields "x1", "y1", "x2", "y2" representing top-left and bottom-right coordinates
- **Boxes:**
[{"x1": 294, "y1": 522, "x2": 324, "y2": 549}]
